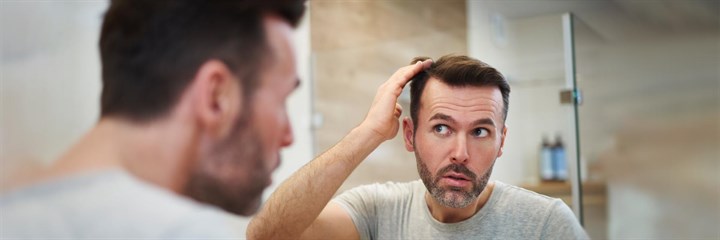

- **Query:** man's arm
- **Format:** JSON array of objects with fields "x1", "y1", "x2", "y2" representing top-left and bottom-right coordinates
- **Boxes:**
[{"x1": 247, "y1": 60, "x2": 432, "y2": 240}]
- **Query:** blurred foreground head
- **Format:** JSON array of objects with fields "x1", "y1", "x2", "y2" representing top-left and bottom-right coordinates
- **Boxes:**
[{"x1": 99, "y1": 0, "x2": 305, "y2": 215}]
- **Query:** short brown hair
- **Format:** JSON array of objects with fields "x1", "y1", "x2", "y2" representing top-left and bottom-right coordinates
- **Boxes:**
[
  {"x1": 409, "y1": 54, "x2": 510, "y2": 129},
  {"x1": 99, "y1": 0, "x2": 306, "y2": 122}
]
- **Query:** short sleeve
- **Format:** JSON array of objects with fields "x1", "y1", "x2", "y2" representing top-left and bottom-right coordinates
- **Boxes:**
[
  {"x1": 541, "y1": 199, "x2": 590, "y2": 240},
  {"x1": 332, "y1": 184, "x2": 382, "y2": 240}
]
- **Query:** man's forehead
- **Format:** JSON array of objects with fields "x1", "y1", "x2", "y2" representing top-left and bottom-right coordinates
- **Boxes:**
[
  {"x1": 421, "y1": 78, "x2": 503, "y2": 105},
  {"x1": 418, "y1": 78, "x2": 504, "y2": 120}
]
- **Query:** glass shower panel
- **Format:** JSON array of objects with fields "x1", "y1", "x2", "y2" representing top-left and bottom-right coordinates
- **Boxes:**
[
  {"x1": 573, "y1": 8, "x2": 720, "y2": 239},
  {"x1": 494, "y1": 12, "x2": 585, "y2": 230}
]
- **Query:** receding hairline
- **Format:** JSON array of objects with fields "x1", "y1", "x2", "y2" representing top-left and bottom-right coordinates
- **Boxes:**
[{"x1": 416, "y1": 76, "x2": 506, "y2": 117}]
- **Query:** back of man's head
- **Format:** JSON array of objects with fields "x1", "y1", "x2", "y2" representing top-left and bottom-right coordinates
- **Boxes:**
[
  {"x1": 408, "y1": 54, "x2": 510, "y2": 130},
  {"x1": 99, "y1": 0, "x2": 305, "y2": 122}
]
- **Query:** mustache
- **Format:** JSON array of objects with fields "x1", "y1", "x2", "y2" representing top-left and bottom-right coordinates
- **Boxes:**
[{"x1": 435, "y1": 163, "x2": 477, "y2": 181}]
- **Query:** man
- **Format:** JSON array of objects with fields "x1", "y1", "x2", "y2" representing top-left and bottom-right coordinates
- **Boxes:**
[
  {"x1": 248, "y1": 55, "x2": 589, "y2": 239},
  {"x1": 1, "y1": 0, "x2": 304, "y2": 238}
]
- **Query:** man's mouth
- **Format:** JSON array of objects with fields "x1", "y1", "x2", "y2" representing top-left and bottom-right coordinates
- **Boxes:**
[{"x1": 443, "y1": 172, "x2": 471, "y2": 181}]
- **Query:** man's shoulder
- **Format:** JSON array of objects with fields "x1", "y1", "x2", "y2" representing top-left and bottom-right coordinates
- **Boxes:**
[
  {"x1": 492, "y1": 182, "x2": 588, "y2": 239},
  {"x1": 333, "y1": 180, "x2": 424, "y2": 211},
  {"x1": 366, "y1": 180, "x2": 424, "y2": 191},
  {"x1": 0, "y1": 170, "x2": 240, "y2": 238},
  {"x1": 494, "y1": 181, "x2": 560, "y2": 204},
  {"x1": 1, "y1": 170, "x2": 198, "y2": 211},
  {"x1": 343, "y1": 180, "x2": 423, "y2": 198},
  {"x1": 490, "y1": 181, "x2": 567, "y2": 217}
]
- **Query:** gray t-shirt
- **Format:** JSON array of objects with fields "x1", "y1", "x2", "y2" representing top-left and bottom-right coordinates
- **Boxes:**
[
  {"x1": 333, "y1": 180, "x2": 589, "y2": 240},
  {"x1": 0, "y1": 170, "x2": 244, "y2": 239}
]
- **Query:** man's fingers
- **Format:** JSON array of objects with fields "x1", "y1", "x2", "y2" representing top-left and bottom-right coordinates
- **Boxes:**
[
  {"x1": 394, "y1": 103, "x2": 403, "y2": 118},
  {"x1": 399, "y1": 59, "x2": 431, "y2": 81},
  {"x1": 374, "y1": 59, "x2": 432, "y2": 112},
  {"x1": 389, "y1": 59, "x2": 432, "y2": 89},
  {"x1": 363, "y1": 60, "x2": 430, "y2": 140}
]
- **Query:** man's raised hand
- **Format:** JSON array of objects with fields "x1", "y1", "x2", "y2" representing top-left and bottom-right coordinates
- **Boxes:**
[{"x1": 360, "y1": 59, "x2": 433, "y2": 141}]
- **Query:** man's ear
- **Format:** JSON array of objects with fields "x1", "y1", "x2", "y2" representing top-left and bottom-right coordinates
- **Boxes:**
[
  {"x1": 497, "y1": 124, "x2": 508, "y2": 157},
  {"x1": 402, "y1": 117, "x2": 415, "y2": 152},
  {"x1": 189, "y1": 60, "x2": 242, "y2": 139}
]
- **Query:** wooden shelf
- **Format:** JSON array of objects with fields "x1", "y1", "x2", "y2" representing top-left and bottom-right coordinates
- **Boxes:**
[
  {"x1": 521, "y1": 181, "x2": 606, "y2": 194},
  {"x1": 520, "y1": 181, "x2": 607, "y2": 206}
]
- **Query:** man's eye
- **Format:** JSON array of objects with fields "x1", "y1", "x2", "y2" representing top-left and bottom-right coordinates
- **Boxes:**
[
  {"x1": 433, "y1": 125, "x2": 450, "y2": 135},
  {"x1": 473, "y1": 128, "x2": 489, "y2": 137}
]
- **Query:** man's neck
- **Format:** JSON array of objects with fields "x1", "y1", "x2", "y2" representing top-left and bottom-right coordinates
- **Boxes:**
[
  {"x1": 37, "y1": 117, "x2": 198, "y2": 194},
  {"x1": 424, "y1": 181, "x2": 496, "y2": 223}
]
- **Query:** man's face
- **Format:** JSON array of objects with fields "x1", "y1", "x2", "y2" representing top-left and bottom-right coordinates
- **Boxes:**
[
  {"x1": 185, "y1": 15, "x2": 297, "y2": 216},
  {"x1": 410, "y1": 78, "x2": 506, "y2": 208}
]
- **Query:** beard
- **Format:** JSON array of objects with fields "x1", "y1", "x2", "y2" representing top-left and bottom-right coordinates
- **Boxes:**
[
  {"x1": 416, "y1": 152, "x2": 493, "y2": 209},
  {"x1": 184, "y1": 107, "x2": 271, "y2": 216}
]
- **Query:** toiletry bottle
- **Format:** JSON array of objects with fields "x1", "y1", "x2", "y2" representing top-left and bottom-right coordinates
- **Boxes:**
[
  {"x1": 540, "y1": 135, "x2": 554, "y2": 181},
  {"x1": 552, "y1": 134, "x2": 568, "y2": 181}
]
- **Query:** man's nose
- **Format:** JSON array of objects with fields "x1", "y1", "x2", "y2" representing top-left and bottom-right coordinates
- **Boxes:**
[{"x1": 450, "y1": 134, "x2": 469, "y2": 164}]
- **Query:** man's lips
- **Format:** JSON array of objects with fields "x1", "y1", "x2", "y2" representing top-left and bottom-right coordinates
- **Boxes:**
[{"x1": 443, "y1": 172, "x2": 471, "y2": 181}]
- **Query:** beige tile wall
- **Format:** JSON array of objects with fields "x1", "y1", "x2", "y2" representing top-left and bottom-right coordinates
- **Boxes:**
[{"x1": 310, "y1": 0, "x2": 467, "y2": 193}]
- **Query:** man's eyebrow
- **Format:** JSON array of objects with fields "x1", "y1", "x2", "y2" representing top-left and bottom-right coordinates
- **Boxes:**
[
  {"x1": 472, "y1": 118, "x2": 496, "y2": 127},
  {"x1": 429, "y1": 113, "x2": 456, "y2": 124},
  {"x1": 429, "y1": 113, "x2": 496, "y2": 127}
]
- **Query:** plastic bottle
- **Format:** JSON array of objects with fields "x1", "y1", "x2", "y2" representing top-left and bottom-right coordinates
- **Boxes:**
[
  {"x1": 552, "y1": 134, "x2": 568, "y2": 181},
  {"x1": 540, "y1": 135, "x2": 554, "y2": 181}
]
